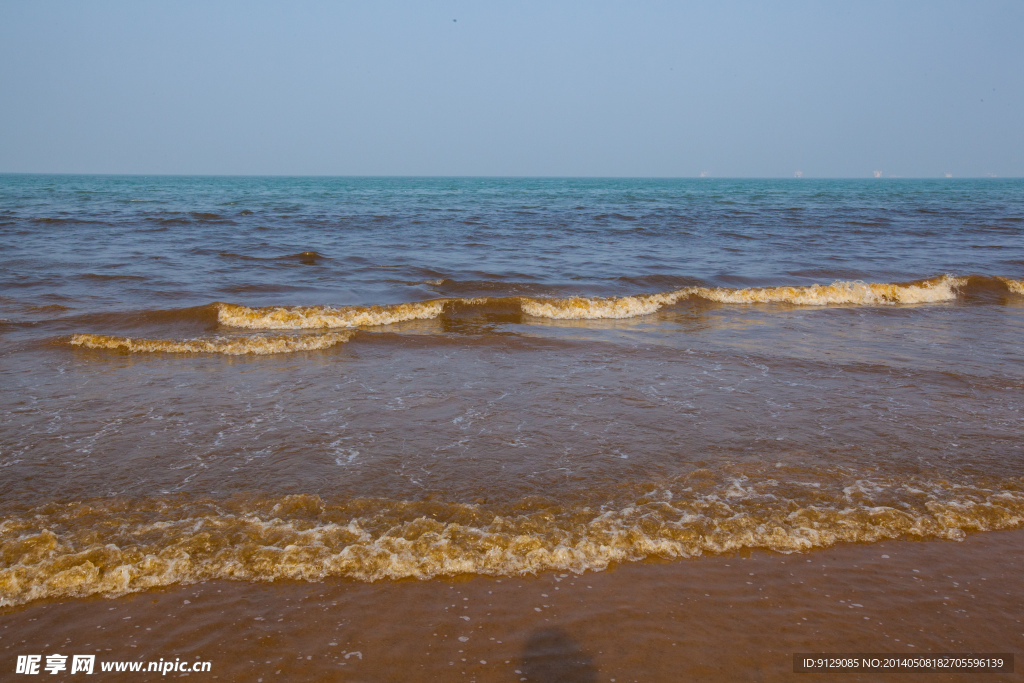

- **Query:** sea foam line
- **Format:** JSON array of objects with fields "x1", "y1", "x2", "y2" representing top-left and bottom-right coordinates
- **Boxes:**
[
  {"x1": 2, "y1": 475, "x2": 1022, "y2": 606},
  {"x1": 214, "y1": 276, "x2": 969, "y2": 328},
  {"x1": 216, "y1": 300, "x2": 448, "y2": 329},
  {"x1": 70, "y1": 332, "x2": 353, "y2": 355},
  {"x1": 519, "y1": 275, "x2": 966, "y2": 320}
]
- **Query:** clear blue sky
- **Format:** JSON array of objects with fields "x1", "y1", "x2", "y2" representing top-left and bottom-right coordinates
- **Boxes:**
[{"x1": 1, "y1": 1, "x2": 1021, "y2": 177}]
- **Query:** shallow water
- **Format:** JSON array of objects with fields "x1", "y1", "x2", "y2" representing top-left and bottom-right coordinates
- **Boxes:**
[{"x1": 1, "y1": 176, "x2": 1023, "y2": 608}]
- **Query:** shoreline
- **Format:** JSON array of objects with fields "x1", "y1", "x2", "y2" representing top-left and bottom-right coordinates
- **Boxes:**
[{"x1": 3, "y1": 530, "x2": 1022, "y2": 680}]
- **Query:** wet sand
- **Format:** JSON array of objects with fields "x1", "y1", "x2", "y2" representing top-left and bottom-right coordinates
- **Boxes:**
[{"x1": 3, "y1": 530, "x2": 1021, "y2": 681}]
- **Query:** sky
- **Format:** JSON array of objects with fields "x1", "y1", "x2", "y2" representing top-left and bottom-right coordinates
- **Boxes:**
[{"x1": 1, "y1": 1, "x2": 1022, "y2": 177}]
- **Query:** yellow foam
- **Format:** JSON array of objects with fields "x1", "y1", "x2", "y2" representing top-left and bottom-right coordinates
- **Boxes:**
[
  {"x1": 70, "y1": 332, "x2": 353, "y2": 355},
  {"x1": 217, "y1": 300, "x2": 447, "y2": 329},
  {"x1": 2, "y1": 474, "x2": 1021, "y2": 606}
]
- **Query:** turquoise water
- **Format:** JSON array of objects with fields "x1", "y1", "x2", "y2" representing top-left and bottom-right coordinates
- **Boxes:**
[{"x1": 1, "y1": 176, "x2": 1021, "y2": 318}]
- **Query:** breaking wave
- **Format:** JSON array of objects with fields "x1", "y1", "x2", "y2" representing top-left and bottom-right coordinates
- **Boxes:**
[
  {"x1": 520, "y1": 292, "x2": 676, "y2": 320},
  {"x1": 999, "y1": 277, "x2": 1024, "y2": 295},
  {"x1": 69, "y1": 332, "x2": 353, "y2": 355},
  {"x1": 521, "y1": 275, "x2": 966, "y2": 319},
  {"x1": 62, "y1": 275, "x2": 1020, "y2": 342},
  {"x1": 216, "y1": 276, "x2": 969, "y2": 328},
  {"x1": 2, "y1": 471, "x2": 1022, "y2": 606},
  {"x1": 217, "y1": 300, "x2": 450, "y2": 329}
]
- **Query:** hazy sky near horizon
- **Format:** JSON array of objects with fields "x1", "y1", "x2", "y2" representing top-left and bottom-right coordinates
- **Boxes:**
[{"x1": 1, "y1": 1, "x2": 1022, "y2": 177}]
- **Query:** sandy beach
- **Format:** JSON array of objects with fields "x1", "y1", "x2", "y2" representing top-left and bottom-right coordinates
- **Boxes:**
[{"x1": 4, "y1": 529, "x2": 1020, "y2": 680}]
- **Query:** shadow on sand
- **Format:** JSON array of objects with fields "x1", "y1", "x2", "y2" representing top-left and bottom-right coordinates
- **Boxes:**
[{"x1": 520, "y1": 627, "x2": 597, "y2": 682}]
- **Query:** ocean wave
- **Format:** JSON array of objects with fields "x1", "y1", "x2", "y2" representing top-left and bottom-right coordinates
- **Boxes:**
[
  {"x1": 79, "y1": 273, "x2": 147, "y2": 281},
  {"x1": 69, "y1": 332, "x2": 353, "y2": 355},
  {"x1": 520, "y1": 292, "x2": 678, "y2": 319},
  {"x1": 59, "y1": 275, "x2": 1018, "y2": 339},
  {"x1": 692, "y1": 275, "x2": 966, "y2": 306},
  {"x1": 218, "y1": 251, "x2": 329, "y2": 264},
  {"x1": 215, "y1": 276, "x2": 972, "y2": 328},
  {"x1": 519, "y1": 276, "x2": 966, "y2": 319},
  {"x1": 217, "y1": 300, "x2": 449, "y2": 329},
  {"x1": 998, "y1": 277, "x2": 1024, "y2": 295},
  {"x1": 2, "y1": 473, "x2": 1021, "y2": 606}
]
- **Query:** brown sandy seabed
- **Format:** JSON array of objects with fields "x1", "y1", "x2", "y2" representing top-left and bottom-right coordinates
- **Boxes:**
[{"x1": 0, "y1": 529, "x2": 1021, "y2": 682}]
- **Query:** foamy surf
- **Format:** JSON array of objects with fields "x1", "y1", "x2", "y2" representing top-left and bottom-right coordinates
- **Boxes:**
[
  {"x1": 691, "y1": 275, "x2": 965, "y2": 306},
  {"x1": 217, "y1": 300, "x2": 447, "y2": 329},
  {"x1": 69, "y1": 332, "x2": 353, "y2": 355},
  {"x1": 998, "y1": 277, "x2": 1024, "y2": 295},
  {"x1": 520, "y1": 292, "x2": 679, "y2": 320},
  {"x1": 2, "y1": 474, "x2": 1021, "y2": 606},
  {"x1": 520, "y1": 276, "x2": 965, "y2": 319},
  {"x1": 61, "y1": 275, "x2": 992, "y2": 341}
]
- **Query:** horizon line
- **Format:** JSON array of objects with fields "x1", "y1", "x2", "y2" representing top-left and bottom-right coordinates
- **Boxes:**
[{"x1": 0, "y1": 172, "x2": 1018, "y2": 180}]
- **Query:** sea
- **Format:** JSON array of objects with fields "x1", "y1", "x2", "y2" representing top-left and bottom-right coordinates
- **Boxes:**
[{"x1": 1, "y1": 175, "x2": 1022, "y2": 678}]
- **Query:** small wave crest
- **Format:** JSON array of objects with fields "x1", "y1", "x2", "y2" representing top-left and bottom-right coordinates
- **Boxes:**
[
  {"x1": 693, "y1": 275, "x2": 965, "y2": 306},
  {"x1": 60, "y1": 275, "x2": 1006, "y2": 342},
  {"x1": 69, "y1": 332, "x2": 353, "y2": 355},
  {"x1": 521, "y1": 292, "x2": 679, "y2": 320},
  {"x1": 998, "y1": 277, "x2": 1024, "y2": 295},
  {"x1": 214, "y1": 276, "x2": 968, "y2": 329},
  {"x1": 217, "y1": 300, "x2": 448, "y2": 329},
  {"x1": 219, "y1": 251, "x2": 329, "y2": 264},
  {"x1": 1, "y1": 472, "x2": 1021, "y2": 606},
  {"x1": 520, "y1": 276, "x2": 965, "y2": 320}
]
